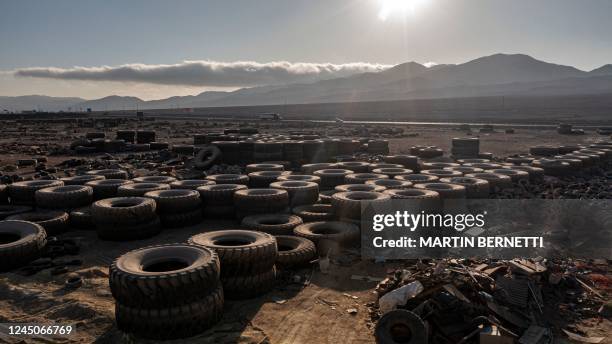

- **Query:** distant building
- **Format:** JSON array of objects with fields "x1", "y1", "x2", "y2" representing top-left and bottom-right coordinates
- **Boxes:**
[{"x1": 257, "y1": 113, "x2": 282, "y2": 120}]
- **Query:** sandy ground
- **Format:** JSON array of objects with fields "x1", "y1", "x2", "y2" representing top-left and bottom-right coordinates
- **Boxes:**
[{"x1": 0, "y1": 118, "x2": 610, "y2": 343}]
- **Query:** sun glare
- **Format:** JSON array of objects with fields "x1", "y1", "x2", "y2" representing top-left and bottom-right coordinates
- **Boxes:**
[{"x1": 378, "y1": 0, "x2": 426, "y2": 21}]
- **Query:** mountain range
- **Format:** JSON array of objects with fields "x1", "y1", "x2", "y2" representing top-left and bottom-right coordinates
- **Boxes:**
[{"x1": 2, "y1": 54, "x2": 612, "y2": 112}]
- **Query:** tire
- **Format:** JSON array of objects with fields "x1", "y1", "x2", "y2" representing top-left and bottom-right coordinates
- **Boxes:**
[
  {"x1": 331, "y1": 191, "x2": 391, "y2": 221},
  {"x1": 97, "y1": 217, "x2": 161, "y2": 241},
  {"x1": 234, "y1": 189, "x2": 289, "y2": 218},
  {"x1": 383, "y1": 155, "x2": 419, "y2": 171},
  {"x1": 439, "y1": 177, "x2": 489, "y2": 198},
  {"x1": 366, "y1": 179, "x2": 413, "y2": 190},
  {"x1": 292, "y1": 204, "x2": 335, "y2": 222},
  {"x1": 464, "y1": 173, "x2": 513, "y2": 192},
  {"x1": 314, "y1": 169, "x2": 354, "y2": 190},
  {"x1": 444, "y1": 166, "x2": 484, "y2": 174},
  {"x1": 35, "y1": 185, "x2": 93, "y2": 209},
  {"x1": 0, "y1": 205, "x2": 33, "y2": 220},
  {"x1": 223, "y1": 267, "x2": 276, "y2": 300},
  {"x1": 421, "y1": 162, "x2": 460, "y2": 169},
  {"x1": 270, "y1": 181, "x2": 319, "y2": 207},
  {"x1": 486, "y1": 168, "x2": 530, "y2": 182},
  {"x1": 277, "y1": 174, "x2": 321, "y2": 185},
  {"x1": 109, "y1": 244, "x2": 221, "y2": 307},
  {"x1": 318, "y1": 190, "x2": 336, "y2": 204},
  {"x1": 8, "y1": 180, "x2": 64, "y2": 205},
  {"x1": 86, "y1": 179, "x2": 134, "y2": 199},
  {"x1": 117, "y1": 183, "x2": 170, "y2": 197},
  {"x1": 160, "y1": 209, "x2": 203, "y2": 228},
  {"x1": 383, "y1": 188, "x2": 440, "y2": 200},
  {"x1": 0, "y1": 220, "x2": 47, "y2": 272},
  {"x1": 115, "y1": 285, "x2": 223, "y2": 340},
  {"x1": 345, "y1": 173, "x2": 388, "y2": 184},
  {"x1": 144, "y1": 189, "x2": 201, "y2": 213},
  {"x1": 86, "y1": 169, "x2": 128, "y2": 180},
  {"x1": 371, "y1": 168, "x2": 413, "y2": 178},
  {"x1": 70, "y1": 206, "x2": 94, "y2": 229},
  {"x1": 276, "y1": 236, "x2": 316, "y2": 269},
  {"x1": 336, "y1": 162, "x2": 370, "y2": 173},
  {"x1": 132, "y1": 176, "x2": 177, "y2": 184},
  {"x1": 194, "y1": 145, "x2": 221, "y2": 170},
  {"x1": 395, "y1": 174, "x2": 439, "y2": 184},
  {"x1": 170, "y1": 179, "x2": 215, "y2": 190},
  {"x1": 206, "y1": 174, "x2": 249, "y2": 185},
  {"x1": 335, "y1": 184, "x2": 386, "y2": 193},
  {"x1": 414, "y1": 183, "x2": 466, "y2": 199},
  {"x1": 197, "y1": 184, "x2": 247, "y2": 206},
  {"x1": 91, "y1": 197, "x2": 157, "y2": 225},
  {"x1": 0, "y1": 185, "x2": 8, "y2": 204},
  {"x1": 188, "y1": 230, "x2": 277, "y2": 275},
  {"x1": 508, "y1": 166, "x2": 544, "y2": 181},
  {"x1": 245, "y1": 163, "x2": 284, "y2": 173},
  {"x1": 301, "y1": 163, "x2": 337, "y2": 175},
  {"x1": 375, "y1": 310, "x2": 428, "y2": 344},
  {"x1": 6, "y1": 210, "x2": 69, "y2": 235},
  {"x1": 293, "y1": 221, "x2": 359, "y2": 246},
  {"x1": 248, "y1": 171, "x2": 291, "y2": 188},
  {"x1": 60, "y1": 175, "x2": 105, "y2": 186},
  {"x1": 421, "y1": 169, "x2": 463, "y2": 179},
  {"x1": 241, "y1": 214, "x2": 303, "y2": 235}
]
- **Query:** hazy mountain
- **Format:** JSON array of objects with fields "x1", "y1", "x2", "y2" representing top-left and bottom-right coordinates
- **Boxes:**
[{"x1": 2, "y1": 53, "x2": 612, "y2": 112}]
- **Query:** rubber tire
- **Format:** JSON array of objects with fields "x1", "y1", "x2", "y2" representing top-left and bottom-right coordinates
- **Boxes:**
[
  {"x1": 293, "y1": 221, "x2": 359, "y2": 246},
  {"x1": 414, "y1": 182, "x2": 466, "y2": 199},
  {"x1": 6, "y1": 211, "x2": 69, "y2": 235},
  {"x1": 132, "y1": 176, "x2": 177, "y2": 184},
  {"x1": 91, "y1": 197, "x2": 157, "y2": 225},
  {"x1": 86, "y1": 169, "x2": 128, "y2": 180},
  {"x1": 345, "y1": 173, "x2": 388, "y2": 184},
  {"x1": 335, "y1": 184, "x2": 386, "y2": 193},
  {"x1": 222, "y1": 267, "x2": 276, "y2": 300},
  {"x1": 8, "y1": 180, "x2": 64, "y2": 205},
  {"x1": 331, "y1": 191, "x2": 391, "y2": 221},
  {"x1": 160, "y1": 209, "x2": 203, "y2": 228},
  {"x1": 35, "y1": 185, "x2": 93, "y2": 209},
  {"x1": 276, "y1": 236, "x2": 316, "y2": 269},
  {"x1": 439, "y1": 177, "x2": 489, "y2": 198},
  {"x1": 197, "y1": 184, "x2": 247, "y2": 206},
  {"x1": 241, "y1": 214, "x2": 303, "y2": 235},
  {"x1": 86, "y1": 179, "x2": 134, "y2": 200},
  {"x1": 194, "y1": 145, "x2": 221, "y2": 170},
  {"x1": 375, "y1": 310, "x2": 428, "y2": 344},
  {"x1": 292, "y1": 204, "x2": 335, "y2": 222},
  {"x1": 144, "y1": 189, "x2": 201, "y2": 213},
  {"x1": 60, "y1": 175, "x2": 105, "y2": 186},
  {"x1": 206, "y1": 174, "x2": 249, "y2": 185},
  {"x1": 234, "y1": 189, "x2": 289, "y2": 218},
  {"x1": 97, "y1": 216, "x2": 161, "y2": 241},
  {"x1": 117, "y1": 183, "x2": 170, "y2": 197},
  {"x1": 0, "y1": 220, "x2": 47, "y2": 272},
  {"x1": 270, "y1": 181, "x2": 319, "y2": 207},
  {"x1": 188, "y1": 230, "x2": 277, "y2": 276},
  {"x1": 115, "y1": 285, "x2": 224, "y2": 340},
  {"x1": 170, "y1": 180, "x2": 215, "y2": 190},
  {"x1": 0, "y1": 205, "x2": 33, "y2": 220},
  {"x1": 109, "y1": 244, "x2": 221, "y2": 307}
]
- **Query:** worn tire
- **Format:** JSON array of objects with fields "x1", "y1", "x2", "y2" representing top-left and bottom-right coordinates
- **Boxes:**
[
  {"x1": 241, "y1": 214, "x2": 303, "y2": 235},
  {"x1": 293, "y1": 221, "x2": 359, "y2": 246},
  {"x1": 222, "y1": 267, "x2": 276, "y2": 300},
  {"x1": 335, "y1": 184, "x2": 386, "y2": 193},
  {"x1": 331, "y1": 191, "x2": 391, "y2": 221},
  {"x1": 375, "y1": 310, "x2": 428, "y2": 344},
  {"x1": 60, "y1": 175, "x2": 105, "y2": 186},
  {"x1": 276, "y1": 236, "x2": 316, "y2": 269},
  {"x1": 144, "y1": 189, "x2": 201, "y2": 213},
  {"x1": 270, "y1": 181, "x2": 319, "y2": 207},
  {"x1": 109, "y1": 244, "x2": 221, "y2": 307},
  {"x1": 8, "y1": 180, "x2": 64, "y2": 205},
  {"x1": 170, "y1": 179, "x2": 215, "y2": 190},
  {"x1": 189, "y1": 230, "x2": 277, "y2": 275},
  {"x1": 6, "y1": 210, "x2": 69, "y2": 235},
  {"x1": 292, "y1": 204, "x2": 335, "y2": 222},
  {"x1": 86, "y1": 179, "x2": 134, "y2": 199},
  {"x1": 464, "y1": 173, "x2": 513, "y2": 192},
  {"x1": 132, "y1": 176, "x2": 177, "y2": 184},
  {"x1": 0, "y1": 220, "x2": 47, "y2": 271},
  {"x1": 35, "y1": 185, "x2": 93, "y2": 209},
  {"x1": 117, "y1": 182, "x2": 170, "y2": 197},
  {"x1": 245, "y1": 163, "x2": 284, "y2": 173},
  {"x1": 234, "y1": 189, "x2": 289, "y2": 218},
  {"x1": 366, "y1": 179, "x2": 412, "y2": 190},
  {"x1": 314, "y1": 169, "x2": 354, "y2": 190},
  {"x1": 0, "y1": 205, "x2": 33, "y2": 220},
  {"x1": 206, "y1": 174, "x2": 249, "y2": 185},
  {"x1": 115, "y1": 285, "x2": 223, "y2": 340},
  {"x1": 91, "y1": 197, "x2": 157, "y2": 225},
  {"x1": 198, "y1": 184, "x2": 247, "y2": 206},
  {"x1": 345, "y1": 173, "x2": 388, "y2": 184},
  {"x1": 194, "y1": 145, "x2": 221, "y2": 170},
  {"x1": 439, "y1": 177, "x2": 489, "y2": 198},
  {"x1": 248, "y1": 171, "x2": 291, "y2": 188},
  {"x1": 395, "y1": 174, "x2": 439, "y2": 184},
  {"x1": 86, "y1": 169, "x2": 128, "y2": 180},
  {"x1": 414, "y1": 183, "x2": 466, "y2": 199}
]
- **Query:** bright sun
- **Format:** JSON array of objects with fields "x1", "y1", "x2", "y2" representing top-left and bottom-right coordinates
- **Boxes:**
[{"x1": 378, "y1": 0, "x2": 426, "y2": 21}]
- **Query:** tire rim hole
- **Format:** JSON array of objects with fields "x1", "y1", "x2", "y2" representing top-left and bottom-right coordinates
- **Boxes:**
[
  {"x1": 143, "y1": 259, "x2": 190, "y2": 272},
  {"x1": 390, "y1": 324, "x2": 412, "y2": 343},
  {"x1": 0, "y1": 233, "x2": 21, "y2": 244},
  {"x1": 214, "y1": 238, "x2": 254, "y2": 246},
  {"x1": 278, "y1": 245, "x2": 294, "y2": 251}
]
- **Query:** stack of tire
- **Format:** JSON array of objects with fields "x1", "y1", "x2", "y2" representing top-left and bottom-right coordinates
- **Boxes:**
[
  {"x1": 234, "y1": 189, "x2": 289, "y2": 219},
  {"x1": 282, "y1": 141, "x2": 304, "y2": 166},
  {"x1": 338, "y1": 139, "x2": 360, "y2": 155},
  {"x1": 7, "y1": 180, "x2": 64, "y2": 205},
  {"x1": 136, "y1": 130, "x2": 156, "y2": 144},
  {"x1": 302, "y1": 140, "x2": 326, "y2": 163},
  {"x1": 384, "y1": 155, "x2": 419, "y2": 172},
  {"x1": 212, "y1": 141, "x2": 242, "y2": 165},
  {"x1": 189, "y1": 230, "x2": 277, "y2": 299},
  {"x1": 367, "y1": 139, "x2": 389, "y2": 155},
  {"x1": 254, "y1": 141, "x2": 283, "y2": 162},
  {"x1": 451, "y1": 137, "x2": 480, "y2": 158},
  {"x1": 270, "y1": 181, "x2": 319, "y2": 207},
  {"x1": 0, "y1": 220, "x2": 47, "y2": 272},
  {"x1": 116, "y1": 130, "x2": 135, "y2": 143},
  {"x1": 145, "y1": 189, "x2": 203, "y2": 228},
  {"x1": 111, "y1": 244, "x2": 223, "y2": 340},
  {"x1": 35, "y1": 184, "x2": 94, "y2": 232},
  {"x1": 331, "y1": 191, "x2": 391, "y2": 225},
  {"x1": 294, "y1": 221, "x2": 359, "y2": 252},
  {"x1": 198, "y1": 184, "x2": 247, "y2": 218},
  {"x1": 91, "y1": 197, "x2": 161, "y2": 240}
]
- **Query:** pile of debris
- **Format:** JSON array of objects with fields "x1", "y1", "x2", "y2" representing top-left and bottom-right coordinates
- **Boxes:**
[{"x1": 372, "y1": 258, "x2": 610, "y2": 343}]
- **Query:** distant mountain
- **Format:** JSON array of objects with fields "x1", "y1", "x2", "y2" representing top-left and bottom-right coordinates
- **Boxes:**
[{"x1": 2, "y1": 53, "x2": 612, "y2": 112}]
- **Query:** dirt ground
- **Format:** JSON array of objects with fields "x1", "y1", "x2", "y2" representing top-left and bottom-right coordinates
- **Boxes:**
[{"x1": 0, "y1": 117, "x2": 610, "y2": 343}]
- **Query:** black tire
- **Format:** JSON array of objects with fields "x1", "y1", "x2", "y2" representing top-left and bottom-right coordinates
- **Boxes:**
[
  {"x1": 366, "y1": 179, "x2": 413, "y2": 190},
  {"x1": 245, "y1": 163, "x2": 284, "y2": 173},
  {"x1": 110, "y1": 244, "x2": 221, "y2": 307},
  {"x1": 241, "y1": 214, "x2": 303, "y2": 235},
  {"x1": 371, "y1": 168, "x2": 413, "y2": 178},
  {"x1": 276, "y1": 236, "x2": 316, "y2": 269},
  {"x1": 421, "y1": 169, "x2": 463, "y2": 179},
  {"x1": 86, "y1": 179, "x2": 134, "y2": 200},
  {"x1": 395, "y1": 174, "x2": 438, "y2": 184},
  {"x1": 486, "y1": 168, "x2": 530, "y2": 182},
  {"x1": 144, "y1": 189, "x2": 201, "y2": 213},
  {"x1": 35, "y1": 185, "x2": 93, "y2": 209},
  {"x1": 292, "y1": 204, "x2": 335, "y2": 222},
  {"x1": 313, "y1": 169, "x2": 354, "y2": 190},
  {"x1": 117, "y1": 182, "x2": 170, "y2": 197},
  {"x1": 302, "y1": 163, "x2": 337, "y2": 175},
  {"x1": 464, "y1": 173, "x2": 513, "y2": 191},
  {"x1": 414, "y1": 183, "x2": 466, "y2": 199},
  {"x1": 188, "y1": 230, "x2": 277, "y2": 275},
  {"x1": 194, "y1": 145, "x2": 221, "y2": 170},
  {"x1": 439, "y1": 177, "x2": 489, "y2": 198},
  {"x1": 335, "y1": 184, "x2": 386, "y2": 193},
  {"x1": 0, "y1": 184, "x2": 8, "y2": 204},
  {"x1": 115, "y1": 285, "x2": 223, "y2": 340},
  {"x1": 86, "y1": 169, "x2": 128, "y2": 180},
  {"x1": 277, "y1": 174, "x2": 321, "y2": 185},
  {"x1": 69, "y1": 206, "x2": 94, "y2": 229},
  {"x1": 222, "y1": 267, "x2": 276, "y2": 300},
  {"x1": 97, "y1": 216, "x2": 161, "y2": 241},
  {"x1": 331, "y1": 191, "x2": 391, "y2": 221},
  {"x1": 170, "y1": 179, "x2": 215, "y2": 190},
  {"x1": 0, "y1": 220, "x2": 47, "y2": 272},
  {"x1": 375, "y1": 310, "x2": 428, "y2": 344},
  {"x1": 234, "y1": 189, "x2": 289, "y2": 218},
  {"x1": 8, "y1": 180, "x2": 64, "y2": 205},
  {"x1": 293, "y1": 221, "x2": 359, "y2": 246},
  {"x1": 6, "y1": 211, "x2": 69, "y2": 235},
  {"x1": 206, "y1": 174, "x2": 249, "y2": 185},
  {"x1": 270, "y1": 181, "x2": 319, "y2": 207},
  {"x1": 336, "y1": 161, "x2": 370, "y2": 173},
  {"x1": 91, "y1": 197, "x2": 157, "y2": 225},
  {"x1": 197, "y1": 184, "x2": 247, "y2": 206},
  {"x1": 0, "y1": 205, "x2": 33, "y2": 220},
  {"x1": 132, "y1": 176, "x2": 177, "y2": 184},
  {"x1": 248, "y1": 171, "x2": 291, "y2": 188},
  {"x1": 60, "y1": 175, "x2": 105, "y2": 186},
  {"x1": 160, "y1": 209, "x2": 203, "y2": 228},
  {"x1": 318, "y1": 190, "x2": 336, "y2": 204}
]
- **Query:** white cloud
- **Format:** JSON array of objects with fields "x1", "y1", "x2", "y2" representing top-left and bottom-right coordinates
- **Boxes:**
[{"x1": 14, "y1": 60, "x2": 393, "y2": 87}]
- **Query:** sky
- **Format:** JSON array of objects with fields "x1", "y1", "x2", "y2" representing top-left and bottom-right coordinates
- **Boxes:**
[{"x1": 1, "y1": 0, "x2": 611, "y2": 100}]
